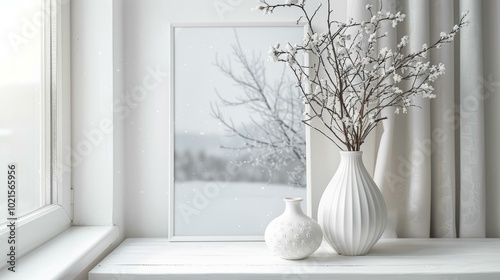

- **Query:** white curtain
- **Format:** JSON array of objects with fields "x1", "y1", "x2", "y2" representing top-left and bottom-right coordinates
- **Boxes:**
[{"x1": 348, "y1": 0, "x2": 500, "y2": 238}]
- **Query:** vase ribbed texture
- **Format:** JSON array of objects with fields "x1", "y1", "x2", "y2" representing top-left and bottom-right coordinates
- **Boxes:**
[{"x1": 318, "y1": 151, "x2": 387, "y2": 256}]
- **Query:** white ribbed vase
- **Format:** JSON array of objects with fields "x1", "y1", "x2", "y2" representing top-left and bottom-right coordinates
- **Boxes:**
[{"x1": 318, "y1": 151, "x2": 387, "y2": 256}]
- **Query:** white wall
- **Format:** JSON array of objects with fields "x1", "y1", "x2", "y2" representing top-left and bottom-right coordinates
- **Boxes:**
[
  {"x1": 113, "y1": 0, "x2": 126, "y2": 242},
  {"x1": 71, "y1": 0, "x2": 115, "y2": 226},
  {"x1": 70, "y1": 0, "x2": 126, "y2": 271},
  {"x1": 121, "y1": 0, "x2": 353, "y2": 237},
  {"x1": 71, "y1": 0, "x2": 127, "y2": 242}
]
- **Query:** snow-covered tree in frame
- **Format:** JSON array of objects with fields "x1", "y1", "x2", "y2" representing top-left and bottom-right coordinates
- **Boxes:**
[
  {"x1": 171, "y1": 24, "x2": 307, "y2": 239},
  {"x1": 211, "y1": 32, "x2": 306, "y2": 187}
]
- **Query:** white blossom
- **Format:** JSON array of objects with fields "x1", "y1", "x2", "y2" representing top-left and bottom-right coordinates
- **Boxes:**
[
  {"x1": 428, "y1": 73, "x2": 439, "y2": 82},
  {"x1": 286, "y1": 42, "x2": 297, "y2": 65},
  {"x1": 301, "y1": 96, "x2": 307, "y2": 104},
  {"x1": 268, "y1": 43, "x2": 280, "y2": 62},
  {"x1": 379, "y1": 47, "x2": 388, "y2": 56},
  {"x1": 393, "y1": 73, "x2": 402, "y2": 83},
  {"x1": 368, "y1": 33, "x2": 377, "y2": 43},
  {"x1": 391, "y1": 11, "x2": 406, "y2": 27},
  {"x1": 420, "y1": 83, "x2": 435, "y2": 96},
  {"x1": 397, "y1": 35, "x2": 409, "y2": 48},
  {"x1": 417, "y1": 61, "x2": 430, "y2": 72},
  {"x1": 310, "y1": 33, "x2": 320, "y2": 46},
  {"x1": 369, "y1": 113, "x2": 375, "y2": 124},
  {"x1": 303, "y1": 32, "x2": 310, "y2": 43},
  {"x1": 423, "y1": 92, "x2": 436, "y2": 98},
  {"x1": 253, "y1": 3, "x2": 266, "y2": 12},
  {"x1": 255, "y1": 3, "x2": 273, "y2": 15},
  {"x1": 438, "y1": 63, "x2": 445, "y2": 73}
]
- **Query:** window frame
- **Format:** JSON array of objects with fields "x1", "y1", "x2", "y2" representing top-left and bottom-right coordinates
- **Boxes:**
[
  {"x1": 48, "y1": 0, "x2": 72, "y2": 216},
  {"x1": 0, "y1": 0, "x2": 71, "y2": 267}
]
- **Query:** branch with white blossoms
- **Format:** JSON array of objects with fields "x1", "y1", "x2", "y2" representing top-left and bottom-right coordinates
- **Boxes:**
[{"x1": 256, "y1": 0, "x2": 468, "y2": 151}]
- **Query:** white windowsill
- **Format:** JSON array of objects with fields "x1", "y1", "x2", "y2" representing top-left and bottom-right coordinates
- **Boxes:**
[
  {"x1": 0, "y1": 226, "x2": 119, "y2": 279},
  {"x1": 90, "y1": 238, "x2": 500, "y2": 280},
  {"x1": 0, "y1": 204, "x2": 72, "y2": 268}
]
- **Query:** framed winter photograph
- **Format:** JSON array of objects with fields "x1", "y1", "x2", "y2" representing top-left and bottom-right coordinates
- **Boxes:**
[{"x1": 169, "y1": 23, "x2": 307, "y2": 241}]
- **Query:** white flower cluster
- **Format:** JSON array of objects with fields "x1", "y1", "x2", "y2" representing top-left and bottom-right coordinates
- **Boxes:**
[
  {"x1": 254, "y1": 0, "x2": 272, "y2": 14},
  {"x1": 439, "y1": 26, "x2": 458, "y2": 43},
  {"x1": 268, "y1": 42, "x2": 280, "y2": 62},
  {"x1": 397, "y1": 35, "x2": 409, "y2": 48},
  {"x1": 285, "y1": 43, "x2": 297, "y2": 65},
  {"x1": 429, "y1": 63, "x2": 446, "y2": 82},
  {"x1": 390, "y1": 11, "x2": 406, "y2": 28},
  {"x1": 255, "y1": 0, "x2": 467, "y2": 150},
  {"x1": 303, "y1": 32, "x2": 326, "y2": 50},
  {"x1": 254, "y1": 0, "x2": 305, "y2": 14}
]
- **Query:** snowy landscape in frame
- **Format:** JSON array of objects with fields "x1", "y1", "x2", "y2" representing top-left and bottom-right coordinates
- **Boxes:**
[{"x1": 170, "y1": 23, "x2": 306, "y2": 240}]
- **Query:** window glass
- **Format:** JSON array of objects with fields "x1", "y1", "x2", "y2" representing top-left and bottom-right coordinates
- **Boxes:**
[{"x1": 0, "y1": 0, "x2": 45, "y2": 221}]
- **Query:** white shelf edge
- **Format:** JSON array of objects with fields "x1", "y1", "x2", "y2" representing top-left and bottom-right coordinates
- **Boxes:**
[{"x1": 89, "y1": 238, "x2": 500, "y2": 280}]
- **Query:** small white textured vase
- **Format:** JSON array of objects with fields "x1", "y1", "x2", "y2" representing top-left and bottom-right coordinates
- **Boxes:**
[
  {"x1": 318, "y1": 151, "x2": 387, "y2": 256},
  {"x1": 265, "y1": 198, "x2": 323, "y2": 260}
]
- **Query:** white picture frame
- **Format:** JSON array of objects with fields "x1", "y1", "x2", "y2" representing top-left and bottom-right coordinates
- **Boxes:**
[{"x1": 169, "y1": 22, "x2": 307, "y2": 241}]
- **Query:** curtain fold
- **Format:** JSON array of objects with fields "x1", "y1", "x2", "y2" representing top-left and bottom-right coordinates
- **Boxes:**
[
  {"x1": 483, "y1": 0, "x2": 500, "y2": 237},
  {"x1": 366, "y1": 0, "x2": 500, "y2": 238},
  {"x1": 405, "y1": 0, "x2": 432, "y2": 238},
  {"x1": 373, "y1": 0, "x2": 398, "y2": 238},
  {"x1": 429, "y1": 0, "x2": 456, "y2": 238},
  {"x1": 458, "y1": 0, "x2": 486, "y2": 238}
]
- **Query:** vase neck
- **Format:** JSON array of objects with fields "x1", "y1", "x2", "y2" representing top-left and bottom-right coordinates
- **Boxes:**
[
  {"x1": 283, "y1": 198, "x2": 304, "y2": 216},
  {"x1": 339, "y1": 151, "x2": 363, "y2": 163}
]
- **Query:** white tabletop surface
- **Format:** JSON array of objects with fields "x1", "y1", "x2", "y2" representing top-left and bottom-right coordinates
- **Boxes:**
[{"x1": 89, "y1": 238, "x2": 500, "y2": 280}]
